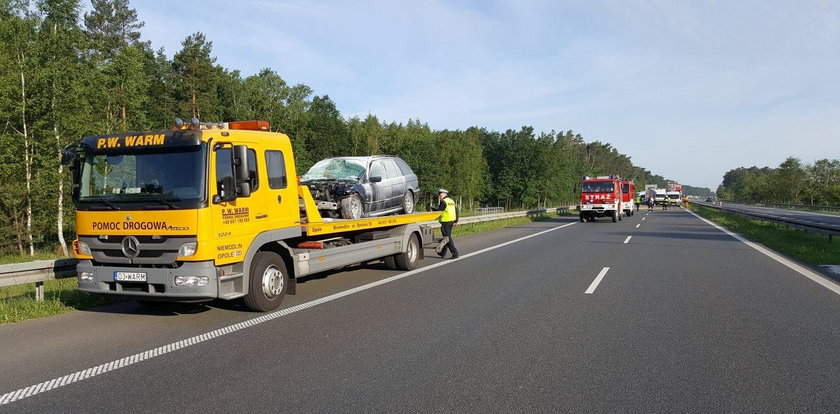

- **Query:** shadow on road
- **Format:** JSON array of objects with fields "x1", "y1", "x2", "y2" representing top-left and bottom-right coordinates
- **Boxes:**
[{"x1": 81, "y1": 299, "x2": 215, "y2": 316}]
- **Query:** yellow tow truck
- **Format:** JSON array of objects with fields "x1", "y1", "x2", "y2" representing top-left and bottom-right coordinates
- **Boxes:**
[{"x1": 62, "y1": 119, "x2": 439, "y2": 311}]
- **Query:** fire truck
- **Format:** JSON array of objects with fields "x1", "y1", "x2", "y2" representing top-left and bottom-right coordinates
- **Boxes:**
[
  {"x1": 61, "y1": 119, "x2": 440, "y2": 311},
  {"x1": 621, "y1": 179, "x2": 636, "y2": 217},
  {"x1": 578, "y1": 175, "x2": 624, "y2": 223}
]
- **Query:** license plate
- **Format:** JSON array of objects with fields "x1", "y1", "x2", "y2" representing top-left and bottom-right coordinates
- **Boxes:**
[{"x1": 114, "y1": 271, "x2": 147, "y2": 282}]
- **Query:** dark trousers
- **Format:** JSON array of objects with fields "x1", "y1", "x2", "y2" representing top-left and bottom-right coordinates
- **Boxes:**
[{"x1": 439, "y1": 221, "x2": 459, "y2": 258}]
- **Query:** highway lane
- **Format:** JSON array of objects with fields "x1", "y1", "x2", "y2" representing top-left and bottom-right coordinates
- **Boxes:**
[
  {"x1": 0, "y1": 219, "x2": 580, "y2": 394},
  {"x1": 3, "y1": 208, "x2": 840, "y2": 412}
]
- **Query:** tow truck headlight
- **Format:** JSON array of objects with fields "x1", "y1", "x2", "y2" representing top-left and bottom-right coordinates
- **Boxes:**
[
  {"x1": 174, "y1": 276, "x2": 209, "y2": 287},
  {"x1": 177, "y1": 242, "x2": 198, "y2": 258},
  {"x1": 79, "y1": 272, "x2": 94, "y2": 282},
  {"x1": 77, "y1": 241, "x2": 92, "y2": 256}
]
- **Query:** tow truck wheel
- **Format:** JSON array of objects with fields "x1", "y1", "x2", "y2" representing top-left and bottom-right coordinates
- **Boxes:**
[
  {"x1": 579, "y1": 213, "x2": 585, "y2": 223},
  {"x1": 393, "y1": 234, "x2": 420, "y2": 270},
  {"x1": 244, "y1": 251, "x2": 288, "y2": 312},
  {"x1": 340, "y1": 194, "x2": 363, "y2": 219},
  {"x1": 612, "y1": 211, "x2": 618, "y2": 222}
]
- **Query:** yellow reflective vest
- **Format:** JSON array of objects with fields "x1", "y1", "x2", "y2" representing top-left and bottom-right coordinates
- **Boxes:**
[{"x1": 440, "y1": 197, "x2": 457, "y2": 222}]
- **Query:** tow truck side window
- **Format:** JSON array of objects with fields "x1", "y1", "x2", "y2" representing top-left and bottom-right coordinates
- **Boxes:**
[
  {"x1": 265, "y1": 150, "x2": 287, "y2": 189},
  {"x1": 216, "y1": 148, "x2": 259, "y2": 197},
  {"x1": 247, "y1": 149, "x2": 259, "y2": 192},
  {"x1": 216, "y1": 148, "x2": 234, "y2": 198}
]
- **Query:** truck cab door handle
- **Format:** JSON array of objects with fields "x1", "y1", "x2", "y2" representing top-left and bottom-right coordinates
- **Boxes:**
[{"x1": 256, "y1": 214, "x2": 268, "y2": 219}]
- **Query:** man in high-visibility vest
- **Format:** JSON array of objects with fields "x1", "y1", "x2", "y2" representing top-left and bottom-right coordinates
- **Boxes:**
[{"x1": 434, "y1": 189, "x2": 459, "y2": 259}]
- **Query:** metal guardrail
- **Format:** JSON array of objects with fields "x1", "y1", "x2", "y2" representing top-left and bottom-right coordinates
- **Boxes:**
[
  {"x1": 0, "y1": 259, "x2": 79, "y2": 301},
  {"x1": 424, "y1": 206, "x2": 571, "y2": 228},
  {"x1": 722, "y1": 201, "x2": 840, "y2": 213},
  {"x1": 475, "y1": 207, "x2": 504, "y2": 214},
  {"x1": 0, "y1": 207, "x2": 573, "y2": 300},
  {"x1": 695, "y1": 202, "x2": 840, "y2": 239}
]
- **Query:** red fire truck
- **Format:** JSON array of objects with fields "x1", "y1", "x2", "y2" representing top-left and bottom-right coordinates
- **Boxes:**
[
  {"x1": 578, "y1": 175, "x2": 623, "y2": 223},
  {"x1": 621, "y1": 179, "x2": 636, "y2": 216}
]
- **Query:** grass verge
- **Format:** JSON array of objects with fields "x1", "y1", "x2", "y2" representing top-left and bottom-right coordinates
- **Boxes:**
[
  {"x1": 0, "y1": 277, "x2": 116, "y2": 325},
  {"x1": 690, "y1": 204, "x2": 840, "y2": 266},
  {"x1": 444, "y1": 213, "x2": 556, "y2": 238}
]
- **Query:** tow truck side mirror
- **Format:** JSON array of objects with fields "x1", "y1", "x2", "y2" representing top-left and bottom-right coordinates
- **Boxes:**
[
  {"x1": 214, "y1": 176, "x2": 238, "y2": 204},
  {"x1": 233, "y1": 145, "x2": 251, "y2": 198},
  {"x1": 70, "y1": 159, "x2": 81, "y2": 202},
  {"x1": 61, "y1": 146, "x2": 75, "y2": 165},
  {"x1": 61, "y1": 143, "x2": 82, "y2": 165}
]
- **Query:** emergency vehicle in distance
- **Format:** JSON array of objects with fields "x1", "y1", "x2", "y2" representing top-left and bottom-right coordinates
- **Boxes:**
[
  {"x1": 61, "y1": 119, "x2": 441, "y2": 312},
  {"x1": 666, "y1": 182, "x2": 683, "y2": 206},
  {"x1": 578, "y1": 175, "x2": 625, "y2": 223}
]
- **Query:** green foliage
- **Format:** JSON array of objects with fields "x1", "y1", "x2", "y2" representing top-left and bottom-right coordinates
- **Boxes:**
[
  {"x1": 718, "y1": 157, "x2": 839, "y2": 205},
  {"x1": 172, "y1": 32, "x2": 218, "y2": 119},
  {"x1": 0, "y1": 277, "x2": 117, "y2": 324}
]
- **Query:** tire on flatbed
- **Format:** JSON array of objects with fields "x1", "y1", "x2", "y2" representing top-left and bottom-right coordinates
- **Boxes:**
[
  {"x1": 340, "y1": 194, "x2": 363, "y2": 219},
  {"x1": 402, "y1": 191, "x2": 415, "y2": 214},
  {"x1": 244, "y1": 251, "x2": 288, "y2": 312}
]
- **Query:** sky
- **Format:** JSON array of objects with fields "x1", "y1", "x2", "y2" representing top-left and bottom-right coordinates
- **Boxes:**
[{"x1": 128, "y1": 0, "x2": 840, "y2": 190}]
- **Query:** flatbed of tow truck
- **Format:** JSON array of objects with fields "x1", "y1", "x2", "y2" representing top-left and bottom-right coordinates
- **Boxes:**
[{"x1": 298, "y1": 185, "x2": 441, "y2": 236}]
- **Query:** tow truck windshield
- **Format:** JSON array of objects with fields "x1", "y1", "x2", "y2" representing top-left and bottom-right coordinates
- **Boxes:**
[{"x1": 78, "y1": 145, "x2": 206, "y2": 209}]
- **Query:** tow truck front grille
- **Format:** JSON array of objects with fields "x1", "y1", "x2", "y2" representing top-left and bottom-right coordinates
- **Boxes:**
[{"x1": 80, "y1": 235, "x2": 197, "y2": 265}]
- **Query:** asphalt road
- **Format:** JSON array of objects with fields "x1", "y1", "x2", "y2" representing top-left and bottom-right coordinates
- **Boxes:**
[{"x1": 1, "y1": 207, "x2": 839, "y2": 413}]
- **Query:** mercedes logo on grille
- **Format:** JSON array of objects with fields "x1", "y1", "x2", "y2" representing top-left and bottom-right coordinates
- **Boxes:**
[{"x1": 121, "y1": 236, "x2": 140, "y2": 258}]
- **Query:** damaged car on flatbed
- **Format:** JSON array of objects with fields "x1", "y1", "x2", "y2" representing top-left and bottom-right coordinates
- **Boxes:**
[{"x1": 300, "y1": 155, "x2": 419, "y2": 219}]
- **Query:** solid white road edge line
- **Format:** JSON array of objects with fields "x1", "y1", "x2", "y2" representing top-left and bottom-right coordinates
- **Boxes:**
[
  {"x1": 585, "y1": 267, "x2": 610, "y2": 294},
  {"x1": 623, "y1": 236, "x2": 632, "y2": 244},
  {"x1": 0, "y1": 221, "x2": 578, "y2": 406},
  {"x1": 686, "y1": 209, "x2": 840, "y2": 296}
]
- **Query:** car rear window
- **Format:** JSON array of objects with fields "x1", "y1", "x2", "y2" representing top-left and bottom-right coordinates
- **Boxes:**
[
  {"x1": 394, "y1": 158, "x2": 414, "y2": 175},
  {"x1": 383, "y1": 159, "x2": 402, "y2": 179}
]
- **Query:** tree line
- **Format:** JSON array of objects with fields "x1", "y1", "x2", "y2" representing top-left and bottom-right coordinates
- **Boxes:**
[
  {"x1": 0, "y1": 0, "x2": 705, "y2": 257},
  {"x1": 717, "y1": 157, "x2": 840, "y2": 205}
]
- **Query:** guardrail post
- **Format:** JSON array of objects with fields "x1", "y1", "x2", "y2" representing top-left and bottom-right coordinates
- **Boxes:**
[{"x1": 35, "y1": 281, "x2": 44, "y2": 302}]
